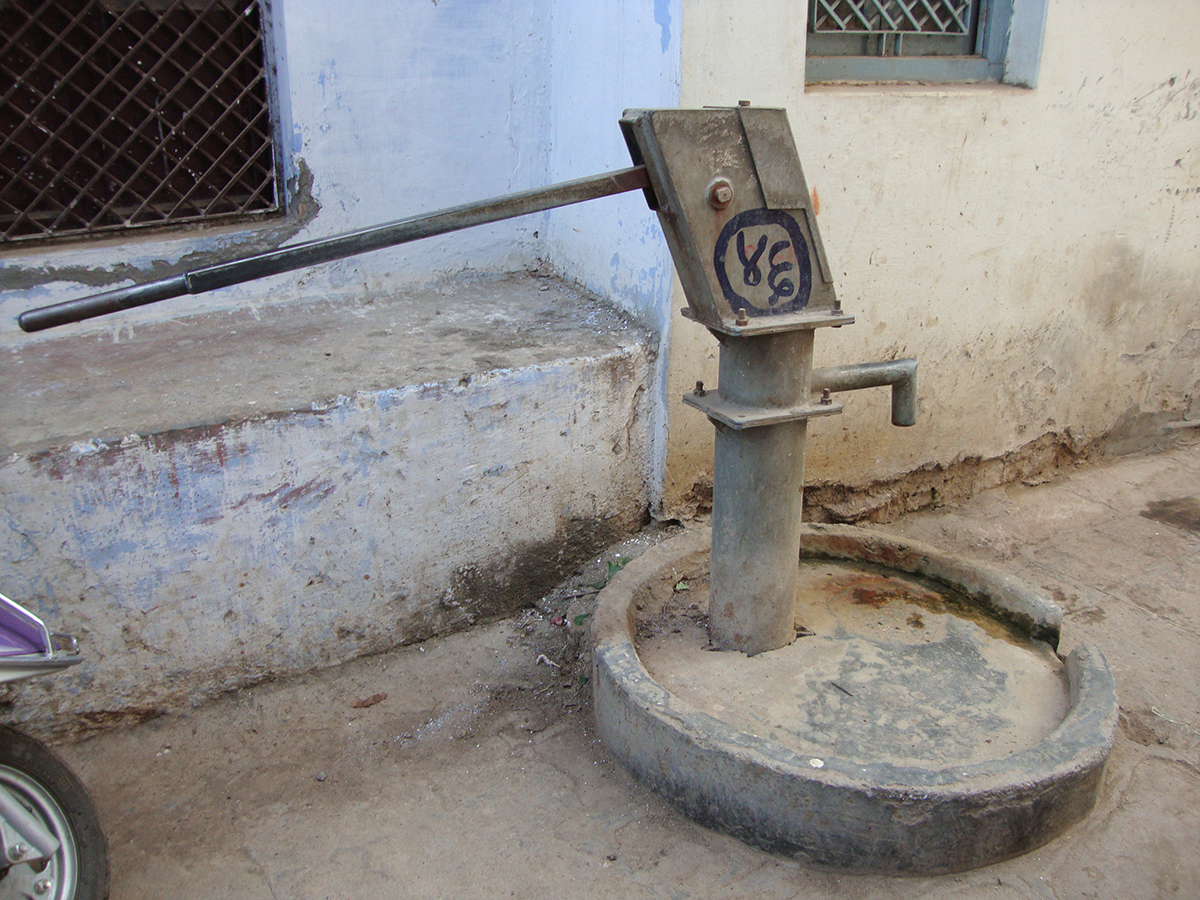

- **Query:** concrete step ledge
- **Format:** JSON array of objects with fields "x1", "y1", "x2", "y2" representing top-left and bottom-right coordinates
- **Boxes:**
[{"x1": 1, "y1": 274, "x2": 655, "y2": 731}]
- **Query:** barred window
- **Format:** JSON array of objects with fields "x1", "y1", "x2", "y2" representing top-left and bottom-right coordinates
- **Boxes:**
[
  {"x1": 809, "y1": 1, "x2": 980, "y2": 59},
  {"x1": 806, "y1": 0, "x2": 1046, "y2": 86},
  {"x1": 0, "y1": 0, "x2": 280, "y2": 244}
]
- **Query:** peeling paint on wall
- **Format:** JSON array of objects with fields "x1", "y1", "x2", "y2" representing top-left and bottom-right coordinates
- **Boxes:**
[
  {"x1": 654, "y1": 0, "x2": 673, "y2": 54},
  {"x1": 1, "y1": 346, "x2": 653, "y2": 730}
]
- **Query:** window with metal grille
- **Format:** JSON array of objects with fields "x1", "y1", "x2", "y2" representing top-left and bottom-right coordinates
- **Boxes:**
[
  {"x1": 0, "y1": 0, "x2": 280, "y2": 244},
  {"x1": 806, "y1": 0, "x2": 1046, "y2": 86},
  {"x1": 809, "y1": 1, "x2": 980, "y2": 59}
]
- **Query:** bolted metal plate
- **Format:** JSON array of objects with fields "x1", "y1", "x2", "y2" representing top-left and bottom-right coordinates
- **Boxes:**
[
  {"x1": 622, "y1": 107, "x2": 837, "y2": 335},
  {"x1": 682, "y1": 391, "x2": 843, "y2": 430}
]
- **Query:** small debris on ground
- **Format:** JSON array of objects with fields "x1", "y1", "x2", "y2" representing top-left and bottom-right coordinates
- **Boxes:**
[
  {"x1": 352, "y1": 692, "x2": 388, "y2": 709},
  {"x1": 589, "y1": 557, "x2": 632, "y2": 589}
]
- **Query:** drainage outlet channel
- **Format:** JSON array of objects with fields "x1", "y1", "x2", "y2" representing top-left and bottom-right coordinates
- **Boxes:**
[{"x1": 592, "y1": 525, "x2": 1118, "y2": 875}]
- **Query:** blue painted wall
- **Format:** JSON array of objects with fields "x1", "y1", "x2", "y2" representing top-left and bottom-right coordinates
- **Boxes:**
[{"x1": 1, "y1": 1, "x2": 679, "y2": 345}]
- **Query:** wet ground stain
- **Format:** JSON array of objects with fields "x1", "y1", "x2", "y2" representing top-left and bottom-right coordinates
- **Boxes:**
[
  {"x1": 635, "y1": 560, "x2": 1069, "y2": 767},
  {"x1": 813, "y1": 564, "x2": 1032, "y2": 646},
  {"x1": 1141, "y1": 496, "x2": 1200, "y2": 534}
]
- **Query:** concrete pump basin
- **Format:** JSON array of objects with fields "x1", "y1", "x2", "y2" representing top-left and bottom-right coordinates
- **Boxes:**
[{"x1": 592, "y1": 524, "x2": 1118, "y2": 874}]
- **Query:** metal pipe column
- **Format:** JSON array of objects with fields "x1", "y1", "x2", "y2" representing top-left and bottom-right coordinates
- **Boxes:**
[{"x1": 709, "y1": 330, "x2": 814, "y2": 655}]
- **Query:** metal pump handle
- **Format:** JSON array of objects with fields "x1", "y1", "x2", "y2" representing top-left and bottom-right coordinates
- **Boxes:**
[{"x1": 18, "y1": 166, "x2": 653, "y2": 333}]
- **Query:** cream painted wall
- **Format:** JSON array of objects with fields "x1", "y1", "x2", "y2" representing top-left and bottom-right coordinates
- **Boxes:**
[{"x1": 668, "y1": 0, "x2": 1200, "y2": 511}]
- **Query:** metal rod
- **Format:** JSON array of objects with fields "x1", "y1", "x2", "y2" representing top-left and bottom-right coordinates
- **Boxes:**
[
  {"x1": 811, "y1": 359, "x2": 917, "y2": 427},
  {"x1": 0, "y1": 783, "x2": 61, "y2": 859},
  {"x1": 18, "y1": 165, "x2": 653, "y2": 333}
]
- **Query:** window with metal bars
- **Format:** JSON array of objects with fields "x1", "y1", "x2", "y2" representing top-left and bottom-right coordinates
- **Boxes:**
[
  {"x1": 806, "y1": 0, "x2": 1043, "y2": 85},
  {"x1": 0, "y1": 0, "x2": 280, "y2": 244},
  {"x1": 809, "y1": 1, "x2": 980, "y2": 58}
]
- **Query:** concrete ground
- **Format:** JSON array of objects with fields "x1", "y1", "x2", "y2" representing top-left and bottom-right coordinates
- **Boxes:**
[{"x1": 58, "y1": 438, "x2": 1200, "y2": 900}]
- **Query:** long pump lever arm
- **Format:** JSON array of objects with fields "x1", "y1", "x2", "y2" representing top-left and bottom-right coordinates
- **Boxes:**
[{"x1": 18, "y1": 166, "x2": 653, "y2": 333}]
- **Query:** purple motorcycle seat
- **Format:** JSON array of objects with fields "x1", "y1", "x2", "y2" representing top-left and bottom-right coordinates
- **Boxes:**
[{"x1": 0, "y1": 594, "x2": 51, "y2": 657}]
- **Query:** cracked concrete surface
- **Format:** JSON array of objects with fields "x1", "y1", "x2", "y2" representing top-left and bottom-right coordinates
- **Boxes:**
[{"x1": 56, "y1": 438, "x2": 1200, "y2": 899}]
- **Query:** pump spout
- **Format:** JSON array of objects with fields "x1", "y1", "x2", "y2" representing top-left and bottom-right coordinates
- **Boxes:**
[{"x1": 811, "y1": 358, "x2": 917, "y2": 427}]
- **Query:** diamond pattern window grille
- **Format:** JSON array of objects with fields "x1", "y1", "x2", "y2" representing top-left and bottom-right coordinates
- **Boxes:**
[
  {"x1": 808, "y1": 0, "x2": 980, "y2": 60},
  {"x1": 812, "y1": 0, "x2": 972, "y2": 35},
  {"x1": 0, "y1": 0, "x2": 279, "y2": 244}
]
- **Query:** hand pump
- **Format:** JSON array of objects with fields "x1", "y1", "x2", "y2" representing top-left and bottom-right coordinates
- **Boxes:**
[{"x1": 19, "y1": 106, "x2": 915, "y2": 655}]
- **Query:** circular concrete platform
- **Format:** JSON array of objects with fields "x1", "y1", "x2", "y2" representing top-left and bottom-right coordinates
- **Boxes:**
[{"x1": 592, "y1": 524, "x2": 1118, "y2": 874}]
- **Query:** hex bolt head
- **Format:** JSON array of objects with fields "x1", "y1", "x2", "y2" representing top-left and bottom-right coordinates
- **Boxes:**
[
  {"x1": 735, "y1": 308, "x2": 749, "y2": 326},
  {"x1": 820, "y1": 389, "x2": 832, "y2": 405},
  {"x1": 695, "y1": 380, "x2": 706, "y2": 397},
  {"x1": 34, "y1": 879, "x2": 52, "y2": 895},
  {"x1": 708, "y1": 178, "x2": 734, "y2": 210},
  {"x1": 7, "y1": 842, "x2": 27, "y2": 861}
]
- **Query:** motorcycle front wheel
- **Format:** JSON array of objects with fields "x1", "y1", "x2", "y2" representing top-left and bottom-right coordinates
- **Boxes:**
[{"x1": 0, "y1": 726, "x2": 108, "y2": 900}]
